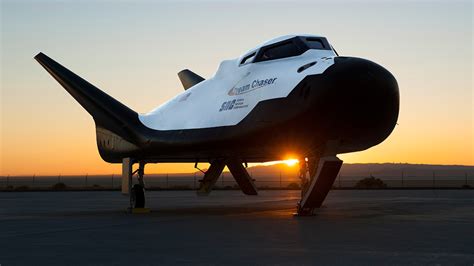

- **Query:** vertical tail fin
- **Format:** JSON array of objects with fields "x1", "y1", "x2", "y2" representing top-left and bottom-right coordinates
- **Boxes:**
[{"x1": 177, "y1": 69, "x2": 204, "y2": 90}]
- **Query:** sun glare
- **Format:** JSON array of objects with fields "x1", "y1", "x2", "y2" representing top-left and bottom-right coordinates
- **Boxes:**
[{"x1": 284, "y1": 159, "x2": 299, "y2": 167}]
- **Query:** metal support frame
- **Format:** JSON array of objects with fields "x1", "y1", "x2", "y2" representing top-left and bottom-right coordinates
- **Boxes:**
[
  {"x1": 298, "y1": 158, "x2": 309, "y2": 198},
  {"x1": 122, "y1": 157, "x2": 133, "y2": 195},
  {"x1": 226, "y1": 158, "x2": 258, "y2": 195},
  {"x1": 136, "y1": 161, "x2": 145, "y2": 188},
  {"x1": 197, "y1": 159, "x2": 226, "y2": 196},
  {"x1": 296, "y1": 155, "x2": 343, "y2": 216},
  {"x1": 194, "y1": 161, "x2": 207, "y2": 174}
]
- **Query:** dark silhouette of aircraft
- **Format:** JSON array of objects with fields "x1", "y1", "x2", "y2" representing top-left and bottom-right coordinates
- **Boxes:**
[{"x1": 35, "y1": 34, "x2": 399, "y2": 215}]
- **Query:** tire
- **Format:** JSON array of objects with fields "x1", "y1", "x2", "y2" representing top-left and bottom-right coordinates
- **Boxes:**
[{"x1": 131, "y1": 184, "x2": 145, "y2": 208}]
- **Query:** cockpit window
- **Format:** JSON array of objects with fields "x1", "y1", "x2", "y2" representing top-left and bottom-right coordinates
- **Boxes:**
[
  {"x1": 303, "y1": 37, "x2": 332, "y2": 51},
  {"x1": 240, "y1": 52, "x2": 256, "y2": 65},
  {"x1": 255, "y1": 40, "x2": 303, "y2": 62},
  {"x1": 252, "y1": 36, "x2": 334, "y2": 63},
  {"x1": 305, "y1": 38, "x2": 326, "y2": 49}
]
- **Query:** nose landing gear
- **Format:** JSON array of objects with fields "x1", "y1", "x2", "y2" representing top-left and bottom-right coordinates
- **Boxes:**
[{"x1": 296, "y1": 156, "x2": 343, "y2": 216}]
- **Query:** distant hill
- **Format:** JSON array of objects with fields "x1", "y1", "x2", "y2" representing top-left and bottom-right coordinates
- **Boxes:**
[
  {"x1": 2, "y1": 163, "x2": 472, "y2": 189},
  {"x1": 339, "y1": 163, "x2": 474, "y2": 177},
  {"x1": 3, "y1": 163, "x2": 472, "y2": 180},
  {"x1": 241, "y1": 163, "x2": 474, "y2": 180}
]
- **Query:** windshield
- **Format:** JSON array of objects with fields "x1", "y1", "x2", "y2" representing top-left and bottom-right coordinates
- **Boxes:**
[{"x1": 255, "y1": 39, "x2": 305, "y2": 62}]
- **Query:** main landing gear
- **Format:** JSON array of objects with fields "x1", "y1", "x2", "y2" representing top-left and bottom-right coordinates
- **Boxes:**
[
  {"x1": 122, "y1": 158, "x2": 149, "y2": 213},
  {"x1": 119, "y1": 155, "x2": 341, "y2": 216},
  {"x1": 196, "y1": 158, "x2": 258, "y2": 196},
  {"x1": 296, "y1": 155, "x2": 343, "y2": 216}
]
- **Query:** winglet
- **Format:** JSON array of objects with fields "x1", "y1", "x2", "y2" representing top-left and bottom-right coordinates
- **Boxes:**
[
  {"x1": 177, "y1": 69, "x2": 204, "y2": 90},
  {"x1": 34, "y1": 52, "x2": 143, "y2": 144}
]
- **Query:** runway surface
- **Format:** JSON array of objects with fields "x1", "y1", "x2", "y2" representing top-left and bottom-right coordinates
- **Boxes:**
[{"x1": 1, "y1": 190, "x2": 473, "y2": 265}]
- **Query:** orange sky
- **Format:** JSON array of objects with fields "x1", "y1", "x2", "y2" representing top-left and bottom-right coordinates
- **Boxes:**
[{"x1": 1, "y1": 1, "x2": 473, "y2": 175}]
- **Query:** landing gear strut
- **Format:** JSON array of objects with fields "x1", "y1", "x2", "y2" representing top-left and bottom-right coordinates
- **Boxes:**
[
  {"x1": 296, "y1": 156, "x2": 343, "y2": 216},
  {"x1": 122, "y1": 158, "x2": 149, "y2": 213},
  {"x1": 196, "y1": 159, "x2": 226, "y2": 196},
  {"x1": 298, "y1": 158, "x2": 309, "y2": 200},
  {"x1": 131, "y1": 184, "x2": 145, "y2": 208},
  {"x1": 130, "y1": 161, "x2": 146, "y2": 208},
  {"x1": 196, "y1": 158, "x2": 258, "y2": 196}
]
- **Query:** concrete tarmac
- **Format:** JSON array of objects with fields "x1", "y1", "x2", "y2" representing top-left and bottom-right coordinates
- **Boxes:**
[{"x1": 0, "y1": 190, "x2": 473, "y2": 265}]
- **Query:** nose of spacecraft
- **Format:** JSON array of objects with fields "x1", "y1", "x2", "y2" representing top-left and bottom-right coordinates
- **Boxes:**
[{"x1": 313, "y1": 56, "x2": 400, "y2": 147}]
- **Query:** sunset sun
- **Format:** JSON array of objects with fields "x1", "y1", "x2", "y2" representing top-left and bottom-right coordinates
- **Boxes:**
[{"x1": 284, "y1": 159, "x2": 299, "y2": 167}]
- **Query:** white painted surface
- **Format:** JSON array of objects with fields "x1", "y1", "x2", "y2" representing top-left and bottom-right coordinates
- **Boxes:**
[{"x1": 139, "y1": 35, "x2": 336, "y2": 130}]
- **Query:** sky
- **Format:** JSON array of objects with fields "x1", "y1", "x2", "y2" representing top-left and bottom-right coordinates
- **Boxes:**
[{"x1": 1, "y1": 0, "x2": 473, "y2": 175}]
